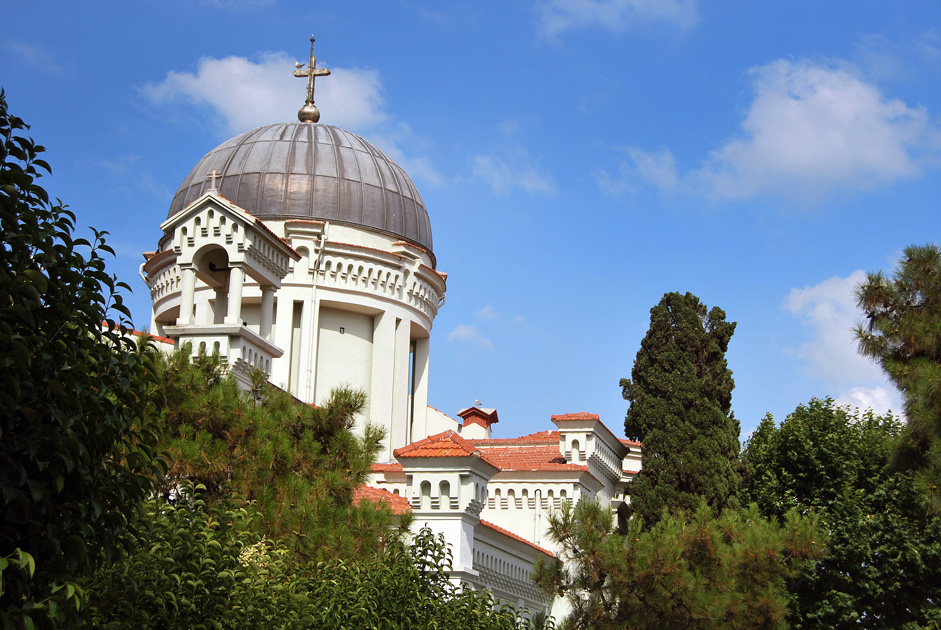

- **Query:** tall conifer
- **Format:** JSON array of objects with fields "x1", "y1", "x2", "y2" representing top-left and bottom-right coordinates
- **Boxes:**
[
  {"x1": 620, "y1": 291, "x2": 740, "y2": 526},
  {"x1": 855, "y1": 244, "x2": 941, "y2": 504}
]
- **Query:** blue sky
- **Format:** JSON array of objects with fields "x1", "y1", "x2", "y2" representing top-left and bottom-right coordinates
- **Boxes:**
[{"x1": 3, "y1": 1, "x2": 939, "y2": 440}]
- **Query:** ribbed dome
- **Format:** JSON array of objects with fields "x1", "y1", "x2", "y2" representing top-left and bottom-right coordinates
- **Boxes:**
[{"x1": 168, "y1": 123, "x2": 433, "y2": 253}]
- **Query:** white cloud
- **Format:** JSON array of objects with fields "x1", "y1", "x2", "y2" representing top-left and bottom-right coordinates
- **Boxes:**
[
  {"x1": 3, "y1": 40, "x2": 53, "y2": 70},
  {"x1": 475, "y1": 305, "x2": 498, "y2": 321},
  {"x1": 95, "y1": 154, "x2": 172, "y2": 200},
  {"x1": 834, "y1": 386, "x2": 901, "y2": 415},
  {"x1": 141, "y1": 52, "x2": 444, "y2": 186},
  {"x1": 610, "y1": 59, "x2": 940, "y2": 203},
  {"x1": 142, "y1": 52, "x2": 387, "y2": 134},
  {"x1": 784, "y1": 271, "x2": 902, "y2": 415},
  {"x1": 697, "y1": 59, "x2": 936, "y2": 201},
  {"x1": 365, "y1": 122, "x2": 444, "y2": 186},
  {"x1": 596, "y1": 146, "x2": 680, "y2": 198},
  {"x1": 447, "y1": 324, "x2": 494, "y2": 351},
  {"x1": 472, "y1": 148, "x2": 555, "y2": 195},
  {"x1": 538, "y1": 0, "x2": 699, "y2": 37}
]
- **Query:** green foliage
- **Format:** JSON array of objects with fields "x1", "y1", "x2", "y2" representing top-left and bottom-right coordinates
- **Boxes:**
[
  {"x1": 146, "y1": 349, "x2": 400, "y2": 564},
  {"x1": 741, "y1": 398, "x2": 941, "y2": 629},
  {"x1": 85, "y1": 482, "x2": 312, "y2": 629},
  {"x1": 534, "y1": 499, "x2": 823, "y2": 630},
  {"x1": 311, "y1": 526, "x2": 541, "y2": 630},
  {"x1": 0, "y1": 91, "x2": 163, "y2": 628},
  {"x1": 620, "y1": 291, "x2": 741, "y2": 526},
  {"x1": 87, "y1": 483, "x2": 539, "y2": 630},
  {"x1": 855, "y1": 244, "x2": 941, "y2": 503}
]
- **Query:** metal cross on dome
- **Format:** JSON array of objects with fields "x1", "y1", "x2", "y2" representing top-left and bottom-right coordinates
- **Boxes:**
[{"x1": 294, "y1": 36, "x2": 331, "y2": 123}]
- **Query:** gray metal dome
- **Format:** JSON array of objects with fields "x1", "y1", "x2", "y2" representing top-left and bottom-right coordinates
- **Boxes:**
[{"x1": 168, "y1": 123, "x2": 433, "y2": 254}]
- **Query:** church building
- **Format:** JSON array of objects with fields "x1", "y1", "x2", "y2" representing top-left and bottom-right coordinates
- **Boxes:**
[{"x1": 142, "y1": 38, "x2": 641, "y2": 617}]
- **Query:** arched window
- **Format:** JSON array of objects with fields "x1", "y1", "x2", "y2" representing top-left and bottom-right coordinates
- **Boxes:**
[{"x1": 420, "y1": 481, "x2": 432, "y2": 511}]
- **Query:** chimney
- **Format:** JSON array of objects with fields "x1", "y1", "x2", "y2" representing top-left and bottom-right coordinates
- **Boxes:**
[{"x1": 457, "y1": 404, "x2": 499, "y2": 440}]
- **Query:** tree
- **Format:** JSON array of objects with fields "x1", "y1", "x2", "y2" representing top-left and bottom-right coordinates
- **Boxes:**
[
  {"x1": 620, "y1": 291, "x2": 740, "y2": 526},
  {"x1": 85, "y1": 483, "x2": 314, "y2": 629},
  {"x1": 855, "y1": 244, "x2": 941, "y2": 502},
  {"x1": 146, "y1": 350, "x2": 401, "y2": 564},
  {"x1": 0, "y1": 91, "x2": 163, "y2": 628},
  {"x1": 534, "y1": 499, "x2": 823, "y2": 630},
  {"x1": 740, "y1": 398, "x2": 941, "y2": 629},
  {"x1": 86, "y1": 483, "x2": 542, "y2": 630}
]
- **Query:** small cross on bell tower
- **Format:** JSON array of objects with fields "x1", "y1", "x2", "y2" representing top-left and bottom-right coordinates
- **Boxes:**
[
  {"x1": 293, "y1": 36, "x2": 331, "y2": 123},
  {"x1": 207, "y1": 169, "x2": 221, "y2": 193}
]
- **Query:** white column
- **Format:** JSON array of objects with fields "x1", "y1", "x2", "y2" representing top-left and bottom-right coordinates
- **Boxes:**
[
  {"x1": 411, "y1": 336, "x2": 431, "y2": 442},
  {"x1": 260, "y1": 285, "x2": 275, "y2": 338},
  {"x1": 213, "y1": 288, "x2": 226, "y2": 324},
  {"x1": 390, "y1": 317, "x2": 411, "y2": 454},
  {"x1": 225, "y1": 265, "x2": 244, "y2": 325},
  {"x1": 270, "y1": 291, "x2": 294, "y2": 389},
  {"x1": 370, "y1": 311, "x2": 396, "y2": 459},
  {"x1": 177, "y1": 265, "x2": 197, "y2": 325}
]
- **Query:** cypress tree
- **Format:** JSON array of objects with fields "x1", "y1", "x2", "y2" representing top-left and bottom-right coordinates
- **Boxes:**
[{"x1": 620, "y1": 291, "x2": 740, "y2": 526}]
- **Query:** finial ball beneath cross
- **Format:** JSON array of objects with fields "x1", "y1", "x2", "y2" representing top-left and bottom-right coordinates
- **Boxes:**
[{"x1": 298, "y1": 103, "x2": 321, "y2": 123}]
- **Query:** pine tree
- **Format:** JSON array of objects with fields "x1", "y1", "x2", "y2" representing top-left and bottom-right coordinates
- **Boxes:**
[
  {"x1": 534, "y1": 499, "x2": 822, "y2": 630},
  {"x1": 855, "y1": 244, "x2": 941, "y2": 504},
  {"x1": 620, "y1": 291, "x2": 740, "y2": 526},
  {"x1": 147, "y1": 350, "x2": 400, "y2": 563}
]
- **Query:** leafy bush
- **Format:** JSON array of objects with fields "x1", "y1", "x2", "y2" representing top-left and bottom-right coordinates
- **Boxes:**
[
  {"x1": 87, "y1": 484, "x2": 540, "y2": 630},
  {"x1": 0, "y1": 90, "x2": 163, "y2": 629},
  {"x1": 741, "y1": 399, "x2": 941, "y2": 629}
]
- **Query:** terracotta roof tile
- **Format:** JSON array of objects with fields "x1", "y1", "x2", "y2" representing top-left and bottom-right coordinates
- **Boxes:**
[
  {"x1": 551, "y1": 412, "x2": 600, "y2": 422},
  {"x1": 473, "y1": 444, "x2": 587, "y2": 473},
  {"x1": 620, "y1": 438, "x2": 642, "y2": 448},
  {"x1": 394, "y1": 431, "x2": 499, "y2": 468},
  {"x1": 353, "y1": 485, "x2": 411, "y2": 515},
  {"x1": 479, "y1": 520, "x2": 553, "y2": 557},
  {"x1": 471, "y1": 430, "x2": 560, "y2": 446},
  {"x1": 371, "y1": 462, "x2": 404, "y2": 473},
  {"x1": 102, "y1": 322, "x2": 175, "y2": 346}
]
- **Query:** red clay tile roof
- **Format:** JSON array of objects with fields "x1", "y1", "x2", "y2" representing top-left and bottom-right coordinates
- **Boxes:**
[
  {"x1": 473, "y1": 444, "x2": 589, "y2": 474},
  {"x1": 551, "y1": 412, "x2": 600, "y2": 422},
  {"x1": 623, "y1": 469, "x2": 640, "y2": 475},
  {"x1": 471, "y1": 430, "x2": 560, "y2": 446},
  {"x1": 353, "y1": 485, "x2": 411, "y2": 515},
  {"x1": 394, "y1": 431, "x2": 500, "y2": 468},
  {"x1": 479, "y1": 520, "x2": 554, "y2": 557},
  {"x1": 620, "y1": 438, "x2": 642, "y2": 448},
  {"x1": 102, "y1": 322, "x2": 175, "y2": 346},
  {"x1": 371, "y1": 462, "x2": 404, "y2": 473},
  {"x1": 458, "y1": 406, "x2": 499, "y2": 427}
]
